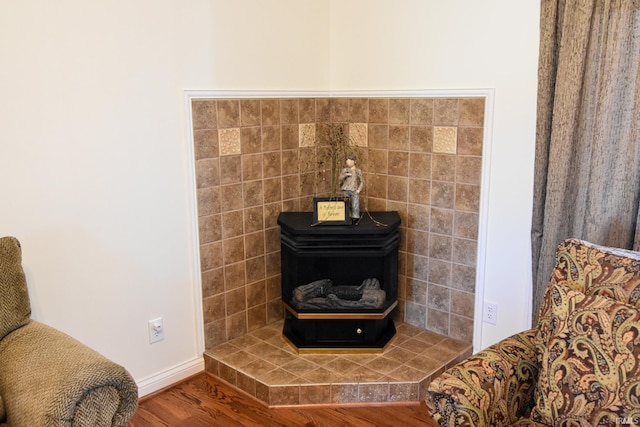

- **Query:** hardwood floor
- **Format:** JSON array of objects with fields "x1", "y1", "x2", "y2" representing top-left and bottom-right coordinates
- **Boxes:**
[{"x1": 127, "y1": 373, "x2": 441, "y2": 427}]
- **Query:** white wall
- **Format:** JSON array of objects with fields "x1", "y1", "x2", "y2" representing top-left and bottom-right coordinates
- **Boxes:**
[
  {"x1": 0, "y1": 0, "x2": 538, "y2": 396},
  {"x1": 0, "y1": 0, "x2": 330, "y2": 396},
  {"x1": 329, "y1": 0, "x2": 541, "y2": 348}
]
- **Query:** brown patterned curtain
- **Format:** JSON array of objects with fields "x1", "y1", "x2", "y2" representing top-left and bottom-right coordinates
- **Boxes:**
[{"x1": 531, "y1": 0, "x2": 640, "y2": 320}]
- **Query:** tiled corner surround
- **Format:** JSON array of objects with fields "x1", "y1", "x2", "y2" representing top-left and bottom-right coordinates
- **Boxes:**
[{"x1": 192, "y1": 96, "x2": 484, "y2": 351}]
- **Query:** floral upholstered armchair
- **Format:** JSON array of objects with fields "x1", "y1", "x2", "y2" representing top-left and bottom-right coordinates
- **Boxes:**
[
  {"x1": 0, "y1": 236, "x2": 138, "y2": 426},
  {"x1": 426, "y1": 238, "x2": 640, "y2": 426}
]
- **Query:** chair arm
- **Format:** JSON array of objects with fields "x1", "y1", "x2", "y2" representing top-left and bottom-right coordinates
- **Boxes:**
[
  {"x1": 0, "y1": 321, "x2": 137, "y2": 427},
  {"x1": 425, "y1": 329, "x2": 539, "y2": 427}
]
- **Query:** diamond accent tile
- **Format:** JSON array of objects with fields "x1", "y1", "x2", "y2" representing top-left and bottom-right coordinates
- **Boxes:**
[
  {"x1": 204, "y1": 320, "x2": 472, "y2": 406},
  {"x1": 350, "y1": 122, "x2": 368, "y2": 147},
  {"x1": 218, "y1": 128, "x2": 241, "y2": 156},
  {"x1": 433, "y1": 126, "x2": 457, "y2": 154},
  {"x1": 299, "y1": 123, "x2": 316, "y2": 148}
]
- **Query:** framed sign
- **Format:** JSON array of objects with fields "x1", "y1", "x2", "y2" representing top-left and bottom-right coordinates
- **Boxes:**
[{"x1": 313, "y1": 197, "x2": 351, "y2": 225}]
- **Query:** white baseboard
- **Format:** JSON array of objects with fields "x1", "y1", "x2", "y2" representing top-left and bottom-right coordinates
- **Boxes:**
[{"x1": 136, "y1": 356, "x2": 205, "y2": 397}]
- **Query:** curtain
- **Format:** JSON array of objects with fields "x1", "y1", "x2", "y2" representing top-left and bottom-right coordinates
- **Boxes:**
[{"x1": 531, "y1": 0, "x2": 640, "y2": 321}]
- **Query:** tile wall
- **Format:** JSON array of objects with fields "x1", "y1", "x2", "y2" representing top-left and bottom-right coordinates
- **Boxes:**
[{"x1": 191, "y1": 96, "x2": 484, "y2": 349}]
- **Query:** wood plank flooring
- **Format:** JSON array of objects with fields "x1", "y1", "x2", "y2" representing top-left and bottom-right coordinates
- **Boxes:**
[{"x1": 127, "y1": 373, "x2": 441, "y2": 427}]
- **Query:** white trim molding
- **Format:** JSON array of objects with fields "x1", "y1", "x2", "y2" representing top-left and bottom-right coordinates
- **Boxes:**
[{"x1": 136, "y1": 357, "x2": 204, "y2": 397}]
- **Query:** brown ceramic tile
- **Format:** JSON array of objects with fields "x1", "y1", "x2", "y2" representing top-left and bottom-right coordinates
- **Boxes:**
[
  {"x1": 434, "y1": 98, "x2": 458, "y2": 126},
  {"x1": 457, "y1": 127, "x2": 483, "y2": 156},
  {"x1": 349, "y1": 98, "x2": 369, "y2": 123},
  {"x1": 261, "y1": 100, "x2": 280, "y2": 126},
  {"x1": 247, "y1": 305, "x2": 267, "y2": 331},
  {"x1": 281, "y1": 125, "x2": 299, "y2": 150},
  {"x1": 427, "y1": 259, "x2": 452, "y2": 287},
  {"x1": 195, "y1": 158, "x2": 220, "y2": 189},
  {"x1": 389, "y1": 125, "x2": 410, "y2": 150},
  {"x1": 368, "y1": 124, "x2": 389, "y2": 149},
  {"x1": 241, "y1": 127, "x2": 262, "y2": 154},
  {"x1": 407, "y1": 229, "x2": 429, "y2": 257},
  {"x1": 431, "y1": 181, "x2": 455, "y2": 208},
  {"x1": 217, "y1": 100, "x2": 241, "y2": 128},
  {"x1": 197, "y1": 186, "x2": 221, "y2": 217},
  {"x1": 199, "y1": 241, "x2": 222, "y2": 271},
  {"x1": 454, "y1": 211, "x2": 479, "y2": 240},
  {"x1": 226, "y1": 311, "x2": 248, "y2": 341},
  {"x1": 388, "y1": 151, "x2": 409, "y2": 177},
  {"x1": 408, "y1": 179, "x2": 430, "y2": 204},
  {"x1": 300, "y1": 384, "x2": 331, "y2": 404},
  {"x1": 225, "y1": 288, "x2": 246, "y2": 316},
  {"x1": 219, "y1": 156, "x2": 242, "y2": 185},
  {"x1": 316, "y1": 98, "x2": 330, "y2": 122},
  {"x1": 427, "y1": 308, "x2": 449, "y2": 336},
  {"x1": 459, "y1": 98, "x2": 485, "y2": 127},
  {"x1": 369, "y1": 98, "x2": 389, "y2": 123},
  {"x1": 455, "y1": 183, "x2": 480, "y2": 212},
  {"x1": 429, "y1": 234, "x2": 452, "y2": 261},
  {"x1": 410, "y1": 98, "x2": 434, "y2": 125},
  {"x1": 432, "y1": 154, "x2": 456, "y2": 182},
  {"x1": 192, "y1": 100, "x2": 217, "y2": 130},
  {"x1": 204, "y1": 319, "x2": 227, "y2": 349},
  {"x1": 280, "y1": 99, "x2": 299, "y2": 124},
  {"x1": 456, "y1": 156, "x2": 481, "y2": 185},
  {"x1": 407, "y1": 203, "x2": 429, "y2": 230},
  {"x1": 449, "y1": 315, "x2": 474, "y2": 344},
  {"x1": 244, "y1": 206, "x2": 264, "y2": 234},
  {"x1": 223, "y1": 261, "x2": 245, "y2": 291},
  {"x1": 194, "y1": 129, "x2": 219, "y2": 160},
  {"x1": 201, "y1": 267, "x2": 224, "y2": 298},
  {"x1": 389, "y1": 99, "x2": 410, "y2": 124},
  {"x1": 222, "y1": 210, "x2": 244, "y2": 239},
  {"x1": 387, "y1": 176, "x2": 408, "y2": 202},
  {"x1": 405, "y1": 279, "x2": 427, "y2": 304},
  {"x1": 244, "y1": 232, "x2": 265, "y2": 259},
  {"x1": 330, "y1": 98, "x2": 349, "y2": 122},
  {"x1": 430, "y1": 207, "x2": 454, "y2": 235},
  {"x1": 331, "y1": 383, "x2": 359, "y2": 403},
  {"x1": 428, "y1": 283, "x2": 450, "y2": 311},
  {"x1": 358, "y1": 383, "x2": 389, "y2": 402},
  {"x1": 219, "y1": 183, "x2": 243, "y2": 212},
  {"x1": 406, "y1": 253, "x2": 429, "y2": 281},
  {"x1": 218, "y1": 361, "x2": 238, "y2": 386},
  {"x1": 202, "y1": 294, "x2": 225, "y2": 324},
  {"x1": 223, "y1": 237, "x2": 245, "y2": 266},
  {"x1": 299, "y1": 98, "x2": 316, "y2": 123},
  {"x1": 261, "y1": 126, "x2": 281, "y2": 151},
  {"x1": 451, "y1": 289, "x2": 474, "y2": 317},
  {"x1": 243, "y1": 180, "x2": 264, "y2": 207},
  {"x1": 245, "y1": 256, "x2": 266, "y2": 284},
  {"x1": 199, "y1": 214, "x2": 221, "y2": 245},
  {"x1": 389, "y1": 382, "x2": 419, "y2": 402},
  {"x1": 452, "y1": 238, "x2": 477, "y2": 267},
  {"x1": 240, "y1": 99, "x2": 261, "y2": 127},
  {"x1": 452, "y1": 264, "x2": 476, "y2": 293},
  {"x1": 410, "y1": 126, "x2": 433, "y2": 152}
]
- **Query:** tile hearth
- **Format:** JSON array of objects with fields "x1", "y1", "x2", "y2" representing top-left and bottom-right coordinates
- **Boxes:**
[{"x1": 204, "y1": 320, "x2": 473, "y2": 406}]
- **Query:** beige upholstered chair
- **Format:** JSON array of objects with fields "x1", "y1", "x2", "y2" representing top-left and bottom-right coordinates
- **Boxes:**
[
  {"x1": 426, "y1": 238, "x2": 640, "y2": 426},
  {"x1": 0, "y1": 236, "x2": 138, "y2": 427}
]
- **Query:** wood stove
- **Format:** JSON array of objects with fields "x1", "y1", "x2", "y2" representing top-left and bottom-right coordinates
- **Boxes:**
[{"x1": 277, "y1": 211, "x2": 400, "y2": 352}]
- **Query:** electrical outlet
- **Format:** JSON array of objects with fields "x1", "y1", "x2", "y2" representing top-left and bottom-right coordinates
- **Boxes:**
[
  {"x1": 148, "y1": 317, "x2": 164, "y2": 344},
  {"x1": 483, "y1": 302, "x2": 498, "y2": 325}
]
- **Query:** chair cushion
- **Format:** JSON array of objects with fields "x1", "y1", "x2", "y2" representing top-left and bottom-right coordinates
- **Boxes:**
[
  {"x1": 0, "y1": 236, "x2": 31, "y2": 340},
  {"x1": 532, "y1": 283, "x2": 640, "y2": 425},
  {"x1": 549, "y1": 238, "x2": 640, "y2": 307}
]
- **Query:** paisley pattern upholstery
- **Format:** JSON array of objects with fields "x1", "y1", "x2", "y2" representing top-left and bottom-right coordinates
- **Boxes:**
[
  {"x1": 425, "y1": 329, "x2": 539, "y2": 426},
  {"x1": 531, "y1": 283, "x2": 640, "y2": 425},
  {"x1": 425, "y1": 239, "x2": 640, "y2": 426}
]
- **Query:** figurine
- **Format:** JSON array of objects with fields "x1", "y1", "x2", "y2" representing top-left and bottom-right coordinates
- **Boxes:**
[{"x1": 338, "y1": 154, "x2": 364, "y2": 221}]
